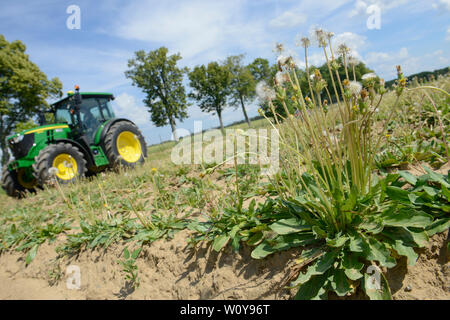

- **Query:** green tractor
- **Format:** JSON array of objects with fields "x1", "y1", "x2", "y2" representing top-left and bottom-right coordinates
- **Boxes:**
[{"x1": 1, "y1": 86, "x2": 147, "y2": 197}]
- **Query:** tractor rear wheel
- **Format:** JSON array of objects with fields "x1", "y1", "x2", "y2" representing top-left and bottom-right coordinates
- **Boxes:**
[
  {"x1": 104, "y1": 121, "x2": 147, "y2": 168},
  {"x1": 33, "y1": 143, "x2": 87, "y2": 185},
  {"x1": 1, "y1": 162, "x2": 25, "y2": 198}
]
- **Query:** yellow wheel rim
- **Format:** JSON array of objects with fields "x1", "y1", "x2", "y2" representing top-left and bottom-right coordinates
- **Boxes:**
[
  {"x1": 17, "y1": 168, "x2": 37, "y2": 189},
  {"x1": 116, "y1": 131, "x2": 142, "y2": 163},
  {"x1": 52, "y1": 154, "x2": 78, "y2": 181}
]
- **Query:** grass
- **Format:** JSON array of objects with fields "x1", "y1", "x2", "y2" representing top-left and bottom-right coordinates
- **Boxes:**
[{"x1": 0, "y1": 60, "x2": 449, "y2": 299}]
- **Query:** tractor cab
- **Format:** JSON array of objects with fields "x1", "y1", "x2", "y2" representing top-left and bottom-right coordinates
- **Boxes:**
[{"x1": 53, "y1": 89, "x2": 116, "y2": 144}]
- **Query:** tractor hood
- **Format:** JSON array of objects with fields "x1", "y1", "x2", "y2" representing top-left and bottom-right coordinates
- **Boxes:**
[{"x1": 7, "y1": 124, "x2": 69, "y2": 141}]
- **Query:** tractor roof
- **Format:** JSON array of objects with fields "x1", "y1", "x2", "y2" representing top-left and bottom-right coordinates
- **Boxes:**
[{"x1": 51, "y1": 92, "x2": 114, "y2": 108}]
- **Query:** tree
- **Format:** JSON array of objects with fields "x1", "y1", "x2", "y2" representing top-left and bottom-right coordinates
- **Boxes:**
[
  {"x1": 0, "y1": 35, "x2": 62, "y2": 165},
  {"x1": 125, "y1": 47, "x2": 189, "y2": 141},
  {"x1": 223, "y1": 55, "x2": 255, "y2": 126},
  {"x1": 248, "y1": 57, "x2": 272, "y2": 84},
  {"x1": 188, "y1": 62, "x2": 231, "y2": 134}
]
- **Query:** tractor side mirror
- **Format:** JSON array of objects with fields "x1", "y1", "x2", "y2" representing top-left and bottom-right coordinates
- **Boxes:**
[{"x1": 38, "y1": 112, "x2": 46, "y2": 126}]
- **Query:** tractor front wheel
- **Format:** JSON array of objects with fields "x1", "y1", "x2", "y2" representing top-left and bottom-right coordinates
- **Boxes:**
[
  {"x1": 1, "y1": 163, "x2": 25, "y2": 198},
  {"x1": 104, "y1": 121, "x2": 147, "y2": 168},
  {"x1": 33, "y1": 143, "x2": 87, "y2": 186}
]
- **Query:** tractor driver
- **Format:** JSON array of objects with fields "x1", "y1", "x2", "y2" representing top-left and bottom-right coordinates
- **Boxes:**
[{"x1": 81, "y1": 107, "x2": 100, "y2": 140}]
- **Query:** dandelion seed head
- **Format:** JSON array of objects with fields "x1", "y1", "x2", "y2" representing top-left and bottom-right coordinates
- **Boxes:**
[
  {"x1": 348, "y1": 81, "x2": 362, "y2": 96},
  {"x1": 348, "y1": 56, "x2": 359, "y2": 66},
  {"x1": 256, "y1": 81, "x2": 276, "y2": 102},
  {"x1": 275, "y1": 71, "x2": 289, "y2": 85},
  {"x1": 362, "y1": 73, "x2": 377, "y2": 81},
  {"x1": 48, "y1": 167, "x2": 59, "y2": 176},
  {"x1": 337, "y1": 44, "x2": 350, "y2": 56},
  {"x1": 274, "y1": 42, "x2": 285, "y2": 54},
  {"x1": 301, "y1": 37, "x2": 310, "y2": 48}
]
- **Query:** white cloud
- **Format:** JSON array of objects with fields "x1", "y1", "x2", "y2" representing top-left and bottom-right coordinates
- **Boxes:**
[
  {"x1": 114, "y1": 0, "x2": 269, "y2": 64},
  {"x1": 433, "y1": 0, "x2": 450, "y2": 11},
  {"x1": 447, "y1": 27, "x2": 450, "y2": 41},
  {"x1": 269, "y1": 10, "x2": 307, "y2": 28},
  {"x1": 332, "y1": 32, "x2": 367, "y2": 58},
  {"x1": 113, "y1": 93, "x2": 151, "y2": 127}
]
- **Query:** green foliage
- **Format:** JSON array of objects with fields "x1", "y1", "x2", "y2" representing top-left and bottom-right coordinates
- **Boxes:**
[
  {"x1": 125, "y1": 47, "x2": 189, "y2": 139},
  {"x1": 0, "y1": 34, "x2": 62, "y2": 164},
  {"x1": 118, "y1": 246, "x2": 141, "y2": 289},
  {"x1": 188, "y1": 61, "x2": 232, "y2": 132},
  {"x1": 187, "y1": 199, "x2": 287, "y2": 252},
  {"x1": 224, "y1": 55, "x2": 256, "y2": 125},
  {"x1": 248, "y1": 58, "x2": 272, "y2": 83}
]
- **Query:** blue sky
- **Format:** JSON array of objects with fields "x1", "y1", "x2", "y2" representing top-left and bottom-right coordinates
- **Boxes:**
[{"x1": 1, "y1": 0, "x2": 449, "y2": 145}]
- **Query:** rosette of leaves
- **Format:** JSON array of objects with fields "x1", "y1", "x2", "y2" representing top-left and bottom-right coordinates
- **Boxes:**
[{"x1": 250, "y1": 171, "x2": 447, "y2": 300}]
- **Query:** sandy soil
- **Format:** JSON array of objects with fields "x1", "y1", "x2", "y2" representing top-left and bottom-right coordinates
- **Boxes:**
[{"x1": 0, "y1": 228, "x2": 448, "y2": 300}]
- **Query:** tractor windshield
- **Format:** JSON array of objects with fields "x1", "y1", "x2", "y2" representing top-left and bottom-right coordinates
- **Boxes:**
[{"x1": 54, "y1": 95, "x2": 116, "y2": 143}]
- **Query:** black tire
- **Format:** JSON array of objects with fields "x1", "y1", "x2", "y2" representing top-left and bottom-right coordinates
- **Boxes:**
[
  {"x1": 103, "y1": 121, "x2": 147, "y2": 168},
  {"x1": 33, "y1": 143, "x2": 87, "y2": 186},
  {"x1": 1, "y1": 162, "x2": 25, "y2": 198}
]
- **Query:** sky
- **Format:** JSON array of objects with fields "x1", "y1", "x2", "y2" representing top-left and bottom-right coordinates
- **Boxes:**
[{"x1": 1, "y1": 0, "x2": 449, "y2": 145}]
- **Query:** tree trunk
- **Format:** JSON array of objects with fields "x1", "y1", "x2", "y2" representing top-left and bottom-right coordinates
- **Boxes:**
[
  {"x1": 0, "y1": 138, "x2": 10, "y2": 166},
  {"x1": 217, "y1": 111, "x2": 225, "y2": 135},
  {"x1": 169, "y1": 116, "x2": 179, "y2": 141},
  {"x1": 239, "y1": 94, "x2": 250, "y2": 127}
]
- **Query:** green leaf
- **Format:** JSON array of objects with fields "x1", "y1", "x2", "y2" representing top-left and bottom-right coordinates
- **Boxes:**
[
  {"x1": 212, "y1": 234, "x2": 230, "y2": 252},
  {"x1": 80, "y1": 221, "x2": 91, "y2": 234},
  {"x1": 312, "y1": 226, "x2": 327, "y2": 239},
  {"x1": 231, "y1": 235, "x2": 240, "y2": 252},
  {"x1": 123, "y1": 247, "x2": 130, "y2": 259},
  {"x1": 269, "y1": 218, "x2": 311, "y2": 235},
  {"x1": 294, "y1": 249, "x2": 340, "y2": 285},
  {"x1": 382, "y1": 209, "x2": 433, "y2": 228},
  {"x1": 331, "y1": 268, "x2": 353, "y2": 296},
  {"x1": 442, "y1": 185, "x2": 450, "y2": 200},
  {"x1": 294, "y1": 273, "x2": 329, "y2": 300},
  {"x1": 390, "y1": 241, "x2": 418, "y2": 266},
  {"x1": 363, "y1": 237, "x2": 396, "y2": 268},
  {"x1": 362, "y1": 267, "x2": 392, "y2": 300},
  {"x1": 247, "y1": 232, "x2": 263, "y2": 246},
  {"x1": 25, "y1": 244, "x2": 38, "y2": 266},
  {"x1": 426, "y1": 218, "x2": 450, "y2": 236},
  {"x1": 326, "y1": 234, "x2": 349, "y2": 247},
  {"x1": 131, "y1": 248, "x2": 141, "y2": 259},
  {"x1": 229, "y1": 225, "x2": 240, "y2": 239},
  {"x1": 383, "y1": 227, "x2": 429, "y2": 248},
  {"x1": 342, "y1": 253, "x2": 364, "y2": 280},
  {"x1": 251, "y1": 241, "x2": 275, "y2": 259},
  {"x1": 386, "y1": 186, "x2": 410, "y2": 203},
  {"x1": 398, "y1": 171, "x2": 418, "y2": 185},
  {"x1": 348, "y1": 233, "x2": 364, "y2": 252},
  {"x1": 422, "y1": 167, "x2": 450, "y2": 188}
]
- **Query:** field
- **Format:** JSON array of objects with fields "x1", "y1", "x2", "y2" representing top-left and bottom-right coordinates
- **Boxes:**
[{"x1": 0, "y1": 75, "x2": 449, "y2": 300}]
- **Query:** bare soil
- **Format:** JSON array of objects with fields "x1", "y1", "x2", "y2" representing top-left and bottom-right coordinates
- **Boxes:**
[{"x1": 0, "y1": 229, "x2": 448, "y2": 300}]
